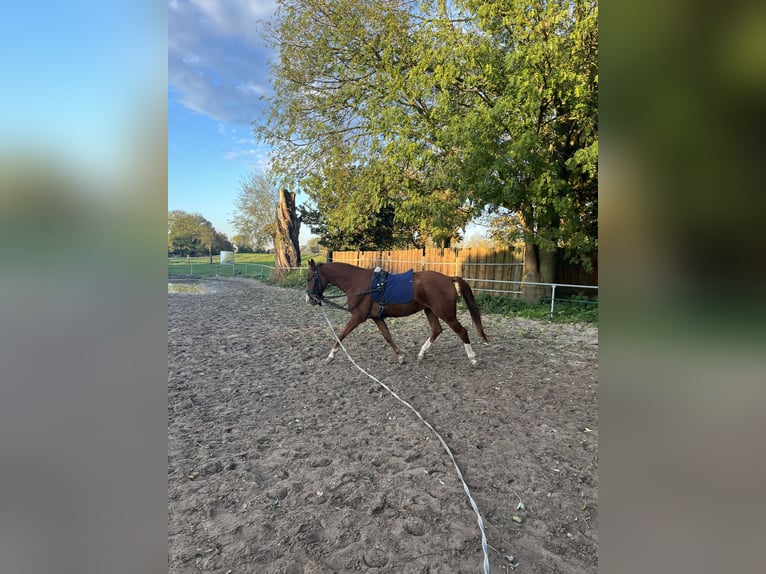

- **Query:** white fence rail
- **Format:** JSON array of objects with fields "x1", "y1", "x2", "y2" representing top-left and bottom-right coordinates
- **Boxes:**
[
  {"x1": 168, "y1": 260, "x2": 597, "y2": 318},
  {"x1": 465, "y1": 279, "x2": 598, "y2": 317},
  {"x1": 168, "y1": 259, "x2": 278, "y2": 279}
]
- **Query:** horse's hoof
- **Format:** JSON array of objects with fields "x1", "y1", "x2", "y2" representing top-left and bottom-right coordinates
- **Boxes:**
[
  {"x1": 470, "y1": 358, "x2": 478, "y2": 366},
  {"x1": 326, "y1": 355, "x2": 335, "y2": 363},
  {"x1": 398, "y1": 355, "x2": 406, "y2": 365},
  {"x1": 417, "y1": 354, "x2": 424, "y2": 361}
]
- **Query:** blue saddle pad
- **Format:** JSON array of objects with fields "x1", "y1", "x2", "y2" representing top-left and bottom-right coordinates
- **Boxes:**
[{"x1": 370, "y1": 269, "x2": 414, "y2": 305}]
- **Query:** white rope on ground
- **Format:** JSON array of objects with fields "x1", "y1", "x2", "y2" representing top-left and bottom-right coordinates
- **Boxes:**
[{"x1": 319, "y1": 307, "x2": 491, "y2": 574}]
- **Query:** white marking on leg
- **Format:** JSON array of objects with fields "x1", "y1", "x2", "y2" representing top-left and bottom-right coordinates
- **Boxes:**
[
  {"x1": 326, "y1": 347, "x2": 336, "y2": 362},
  {"x1": 418, "y1": 338, "x2": 432, "y2": 360},
  {"x1": 464, "y1": 343, "x2": 477, "y2": 365}
]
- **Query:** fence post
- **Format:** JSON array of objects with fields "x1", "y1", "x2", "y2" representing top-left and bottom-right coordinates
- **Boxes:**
[{"x1": 550, "y1": 284, "x2": 557, "y2": 318}]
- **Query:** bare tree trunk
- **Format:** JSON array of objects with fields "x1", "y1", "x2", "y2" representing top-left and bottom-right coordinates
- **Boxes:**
[
  {"x1": 521, "y1": 241, "x2": 557, "y2": 303},
  {"x1": 521, "y1": 239, "x2": 542, "y2": 303},
  {"x1": 518, "y1": 205, "x2": 557, "y2": 304},
  {"x1": 274, "y1": 188, "x2": 301, "y2": 275},
  {"x1": 539, "y1": 249, "x2": 556, "y2": 284}
]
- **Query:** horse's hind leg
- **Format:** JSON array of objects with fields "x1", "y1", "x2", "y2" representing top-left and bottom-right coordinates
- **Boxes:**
[
  {"x1": 443, "y1": 316, "x2": 478, "y2": 366},
  {"x1": 418, "y1": 308, "x2": 443, "y2": 361},
  {"x1": 372, "y1": 318, "x2": 406, "y2": 364}
]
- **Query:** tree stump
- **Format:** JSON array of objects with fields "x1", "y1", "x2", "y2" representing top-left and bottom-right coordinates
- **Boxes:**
[{"x1": 274, "y1": 188, "x2": 301, "y2": 276}]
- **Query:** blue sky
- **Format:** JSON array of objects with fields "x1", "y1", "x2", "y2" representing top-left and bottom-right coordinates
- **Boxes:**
[
  {"x1": 168, "y1": 0, "x2": 484, "y2": 245},
  {"x1": 169, "y1": 0, "x2": 294, "y2": 241},
  {"x1": 1, "y1": 2, "x2": 162, "y2": 182}
]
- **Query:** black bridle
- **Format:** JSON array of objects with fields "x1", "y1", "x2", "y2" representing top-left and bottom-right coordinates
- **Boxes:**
[
  {"x1": 306, "y1": 268, "x2": 328, "y2": 306},
  {"x1": 306, "y1": 265, "x2": 373, "y2": 312}
]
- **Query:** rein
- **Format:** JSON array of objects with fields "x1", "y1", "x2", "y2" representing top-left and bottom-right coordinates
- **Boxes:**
[
  {"x1": 316, "y1": 305, "x2": 491, "y2": 574},
  {"x1": 308, "y1": 268, "x2": 372, "y2": 312},
  {"x1": 316, "y1": 292, "x2": 359, "y2": 312}
]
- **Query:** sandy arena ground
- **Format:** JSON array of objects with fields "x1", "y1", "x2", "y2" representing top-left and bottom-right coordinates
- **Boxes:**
[{"x1": 168, "y1": 277, "x2": 598, "y2": 573}]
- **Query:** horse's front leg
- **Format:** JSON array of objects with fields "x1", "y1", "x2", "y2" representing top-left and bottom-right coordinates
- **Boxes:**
[
  {"x1": 326, "y1": 316, "x2": 365, "y2": 362},
  {"x1": 372, "y1": 318, "x2": 406, "y2": 364}
]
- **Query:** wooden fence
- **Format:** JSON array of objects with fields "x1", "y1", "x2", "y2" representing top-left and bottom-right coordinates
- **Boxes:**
[
  {"x1": 555, "y1": 252, "x2": 598, "y2": 295},
  {"x1": 331, "y1": 246, "x2": 525, "y2": 296},
  {"x1": 331, "y1": 246, "x2": 598, "y2": 300}
]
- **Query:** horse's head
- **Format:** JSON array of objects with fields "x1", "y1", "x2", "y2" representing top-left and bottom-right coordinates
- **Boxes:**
[{"x1": 305, "y1": 259, "x2": 327, "y2": 305}]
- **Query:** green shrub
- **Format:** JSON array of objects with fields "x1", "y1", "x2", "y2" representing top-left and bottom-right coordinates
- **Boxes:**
[
  {"x1": 271, "y1": 269, "x2": 308, "y2": 289},
  {"x1": 470, "y1": 293, "x2": 598, "y2": 323}
]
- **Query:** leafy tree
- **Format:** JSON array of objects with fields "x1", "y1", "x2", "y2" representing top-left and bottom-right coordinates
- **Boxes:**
[
  {"x1": 453, "y1": 0, "x2": 598, "y2": 298},
  {"x1": 168, "y1": 210, "x2": 206, "y2": 256},
  {"x1": 168, "y1": 210, "x2": 231, "y2": 258},
  {"x1": 198, "y1": 220, "x2": 216, "y2": 263},
  {"x1": 486, "y1": 209, "x2": 524, "y2": 247},
  {"x1": 230, "y1": 172, "x2": 278, "y2": 252},
  {"x1": 257, "y1": 0, "x2": 597, "y2": 294},
  {"x1": 230, "y1": 233, "x2": 253, "y2": 252},
  {"x1": 301, "y1": 203, "x2": 409, "y2": 251},
  {"x1": 303, "y1": 236, "x2": 323, "y2": 255},
  {"x1": 213, "y1": 231, "x2": 234, "y2": 256},
  {"x1": 258, "y1": 0, "x2": 474, "y2": 247},
  {"x1": 300, "y1": 161, "x2": 432, "y2": 250}
]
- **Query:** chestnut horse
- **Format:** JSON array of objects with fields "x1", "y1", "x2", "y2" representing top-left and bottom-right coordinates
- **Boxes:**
[{"x1": 305, "y1": 259, "x2": 488, "y2": 365}]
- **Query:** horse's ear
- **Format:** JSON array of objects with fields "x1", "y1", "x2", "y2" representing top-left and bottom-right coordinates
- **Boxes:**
[{"x1": 308, "y1": 259, "x2": 315, "y2": 269}]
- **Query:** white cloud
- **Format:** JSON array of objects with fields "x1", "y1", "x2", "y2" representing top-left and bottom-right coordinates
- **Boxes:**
[
  {"x1": 188, "y1": 0, "x2": 276, "y2": 38},
  {"x1": 169, "y1": 0, "x2": 276, "y2": 125},
  {"x1": 224, "y1": 146, "x2": 272, "y2": 173},
  {"x1": 237, "y1": 82, "x2": 266, "y2": 96}
]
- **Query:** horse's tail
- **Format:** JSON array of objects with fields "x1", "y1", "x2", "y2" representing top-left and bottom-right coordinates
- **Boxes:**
[{"x1": 453, "y1": 277, "x2": 489, "y2": 342}]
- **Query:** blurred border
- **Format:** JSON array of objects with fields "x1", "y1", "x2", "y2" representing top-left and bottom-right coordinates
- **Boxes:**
[
  {"x1": 602, "y1": 2, "x2": 766, "y2": 573},
  {"x1": 0, "y1": 2, "x2": 167, "y2": 573},
  {"x1": 4, "y1": 1, "x2": 766, "y2": 573}
]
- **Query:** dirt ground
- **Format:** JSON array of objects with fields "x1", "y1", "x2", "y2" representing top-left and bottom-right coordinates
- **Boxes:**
[{"x1": 168, "y1": 277, "x2": 598, "y2": 573}]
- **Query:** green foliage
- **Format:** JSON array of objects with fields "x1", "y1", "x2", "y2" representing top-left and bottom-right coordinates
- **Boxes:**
[
  {"x1": 486, "y1": 209, "x2": 523, "y2": 246},
  {"x1": 257, "y1": 0, "x2": 597, "y2": 265},
  {"x1": 270, "y1": 268, "x2": 308, "y2": 289},
  {"x1": 302, "y1": 236, "x2": 323, "y2": 255},
  {"x1": 230, "y1": 172, "x2": 278, "y2": 251},
  {"x1": 258, "y1": 0, "x2": 478, "y2": 247},
  {"x1": 301, "y1": 201, "x2": 415, "y2": 251},
  {"x1": 453, "y1": 0, "x2": 599, "y2": 263},
  {"x1": 472, "y1": 293, "x2": 598, "y2": 323},
  {"x1": 168, "y1": 210, "x2": 231, "y2": 256}
]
